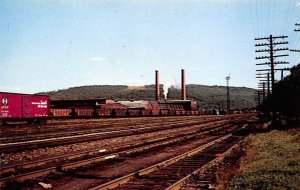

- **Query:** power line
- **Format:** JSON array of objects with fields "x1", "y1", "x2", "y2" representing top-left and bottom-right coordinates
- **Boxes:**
[
  {"x1": 286, "y1": 0, "x2": 297, "y2": 30},
  {"x1": 268, "y1": 0, "x2": 271, "y2": 33},
  {"x1": 284, "y1": 0, "x2": 293, "y2": 35},
  {"x1": 290, "y1": 22, "x2": 300, "y2": 65},
  {"x1": 270, "y1": 0, "x2": 275, "y2": 33},
  {"x1": 249, "y1": 0, "x2": 256, "y2": 38},
  {"x1": 295, "y1": 24, "x2": 300, "y2": 32},
  {"x1": 255, "y1": 35, "x2": 290, "y2": 121},
  {"x1": 284, "y1": 0, "x2": 292, "y2": 27},
  {"x1": 255, "y1": 35, "x2": 289, "y2": 94},
  {"x1": 255, "y1": 0, "x2": 260, "y2": 36},
  {"x1": 286, "y1": 0, "x2": 298, "y2": 46}
]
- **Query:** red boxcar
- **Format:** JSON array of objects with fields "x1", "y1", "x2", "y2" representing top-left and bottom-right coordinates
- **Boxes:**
[{"x1": 0, "y1": 92, "x2": 50, "y2": 124}]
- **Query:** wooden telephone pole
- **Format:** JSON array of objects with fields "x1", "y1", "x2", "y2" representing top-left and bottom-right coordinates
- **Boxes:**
[{"x1": 255, "y1": 35, "x2": 289, "y2": 120}]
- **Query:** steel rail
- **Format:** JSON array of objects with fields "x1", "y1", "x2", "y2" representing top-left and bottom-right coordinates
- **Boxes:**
[
  {"x1": 0, "y1": 116, "x2": 214, "y2": 139},
  {"x1": 0, "y1": 115, "x2": 222, "y2": 136},
  {"x1": 0, "y1": 120, "x2": 233, "y2": 174},
  {"x1": 89, "y1": 134, "x2": 233, "y2": 190},
  {"x1": 0, "y1": 116, "x2": 222, "y2": 142},
  {"x1": 165, "y1": 137, "x2": 243, "y2": 190},
  {"x1": 0, "y1": 118, "x2": 230, "y2": 153},
  {"x1": 0, "y1": 123, "x2": 237, "y2": 188}
]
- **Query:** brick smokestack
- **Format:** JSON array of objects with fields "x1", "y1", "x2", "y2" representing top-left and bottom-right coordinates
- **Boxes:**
[
  {"x1": 181, "y1": 69, "x2": 186, "y2": 100},
  {"x1": 155, "y1": 70, "x2": 160, "y2": 101}
]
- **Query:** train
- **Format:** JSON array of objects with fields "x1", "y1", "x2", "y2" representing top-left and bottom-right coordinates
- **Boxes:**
[
  {"x1": 0, "y1": 92, "x2": 202, "y2": 125},
  {"x1": 0, "y1": 92, "x2": 50, "y2": 124}
]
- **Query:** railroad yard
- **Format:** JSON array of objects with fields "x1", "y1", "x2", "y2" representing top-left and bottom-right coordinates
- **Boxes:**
[
  {"x1": 1, "y1": 1, "x2": 299, "y2": 190},
  {"x1": 0, "y1": 114, "x2": 257, "y2": 189}
]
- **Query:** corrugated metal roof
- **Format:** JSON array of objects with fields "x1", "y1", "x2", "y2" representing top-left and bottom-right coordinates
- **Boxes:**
[
  {"x1": 99, "y1": 103, "x2": 128, "y2": 109},
  {"x1": 118, "y1": 100, "x2": 150, "y2": 109}
]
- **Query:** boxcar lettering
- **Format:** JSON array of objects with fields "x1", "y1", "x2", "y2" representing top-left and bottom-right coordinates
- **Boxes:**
[{"x1": 2, "y1": 98, "x2": 8, "y2": 105}]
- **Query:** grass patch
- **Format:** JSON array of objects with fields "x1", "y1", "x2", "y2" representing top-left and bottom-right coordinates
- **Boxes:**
[{"x1": 229, "y1": 129, "x2": 300, "y2": 190}]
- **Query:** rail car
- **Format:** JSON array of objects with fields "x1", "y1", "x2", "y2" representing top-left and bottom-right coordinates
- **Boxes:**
[
  {"x1": 0, "y1": 92, "x2": 50, "y2": 124},
  {"x1": 49, "y1": 99, "x2": 202, "y2": 118},
  {"x1": 0, "y1": 92, "x2": 203, "y2": 125},
  {"x1": 49, "y1": 108, "x2": 202, "y2": 118}
]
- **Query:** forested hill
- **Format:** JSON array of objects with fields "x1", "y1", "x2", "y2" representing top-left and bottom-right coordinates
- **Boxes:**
[
  {"x1": 168, "y1": 85, "x2": 256, "y2": 110},
  {"x1": 39, "y1": 84, "x2": 256, "y2": 110}
]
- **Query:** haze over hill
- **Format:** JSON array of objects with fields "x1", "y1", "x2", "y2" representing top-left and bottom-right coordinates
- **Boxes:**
[{"x1": 39, "y1": 84, "x2": 256, "y2": 110}]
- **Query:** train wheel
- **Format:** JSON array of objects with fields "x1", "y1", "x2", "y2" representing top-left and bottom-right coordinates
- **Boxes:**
[
  {"x1": 36, "y1": 118, "x2": 47, "y2": 125},
  {"x1": 27, "y1": 119, "x2": 34, "y2": 124},
  {"x1": 40, "y1": 119, "x2": 47, "y2": 125},
  {"x1": 0, "y1": 119, "x2": 7, "y2": 126}
]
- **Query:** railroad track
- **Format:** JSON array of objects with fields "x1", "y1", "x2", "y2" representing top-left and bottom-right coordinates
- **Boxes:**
[
  {"x1": 0, "y1": 117, "x2": 236, "y2": 153},
  {"x1": 0, "y1": 116, "x2": 228, "y2": 142},
  {"x1": 0, "y1": 122, "x2": 242, "y2": 188},
  {"x1": 0, "y1": 117, "x2": 184, "y2": 136},
  {"x1": 1, "y1": 115, "x2": 255, "y2": 138},
  {"x1": 0, "y1": 115, "x2": 220, "y2": 136},
  {"x1": 89, "y1": 134, "x2": 242, "y2": 190}
]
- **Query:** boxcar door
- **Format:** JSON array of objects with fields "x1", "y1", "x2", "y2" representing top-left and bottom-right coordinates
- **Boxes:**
[{"x1": 22, "y1": 95, "x2": 31, "y2": 118}]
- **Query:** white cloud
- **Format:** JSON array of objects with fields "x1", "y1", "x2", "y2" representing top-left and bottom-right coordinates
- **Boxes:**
[
  {"x1": 90, "y1": 56, "x2": 105, "y2": 63},
  {"x1": 297, "y1": 2, "x2": 300, "y2": 7}
]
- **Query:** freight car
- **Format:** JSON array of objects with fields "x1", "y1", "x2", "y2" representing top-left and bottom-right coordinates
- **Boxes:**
[
  {"x1": 49, "y1": 107, "x2": 201, "y2": 118},
  {"x1": 1, "y1": 94, "x2": 202, "y2": 125},
  {"x1": 49, "y1": 99, "x2": 201, "y2": 118},
  {"x1": 0, "y1": 92, "x2": 50, "y2": 125}
]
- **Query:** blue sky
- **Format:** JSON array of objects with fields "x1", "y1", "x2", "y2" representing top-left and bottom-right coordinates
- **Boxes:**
[{"x1": 1, "y1": 0, "x2": 299, "y2": 94}]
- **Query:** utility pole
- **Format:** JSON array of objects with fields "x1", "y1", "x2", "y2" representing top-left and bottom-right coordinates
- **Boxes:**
[
  {"x1": 256, "y1": 72, "x2": 270, "y2": 97},
  {"x1": 294, "y1": 23, "x2": 300, "y2": 32},
  {"x1": 267, "y1": 73, "x2": 270, "y2": 97},
  {"x1": 255, "y1": 35, "x2": 289, "y2": 89},
  {"x1": 254, "y1": 91, "x2": 261, "y2": 115},
  {"x1": 262, "y1": 82, "x2": 266, "y2": 102},
  {"x1": 290, "y1": 23, "x2": 300, "y2": 53},
  {"x1": 255, "y1": 35, "x2": 289, "y2": 121},
  {"x1": 226, "y1": 76, "x2": 230, "y2": 114},
  {"x1": 221, "y1": 101, "x2": 224, "y2": 111},
  {"x1": 289, "y1": 49, "x2": 300, "y2": 52}
]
